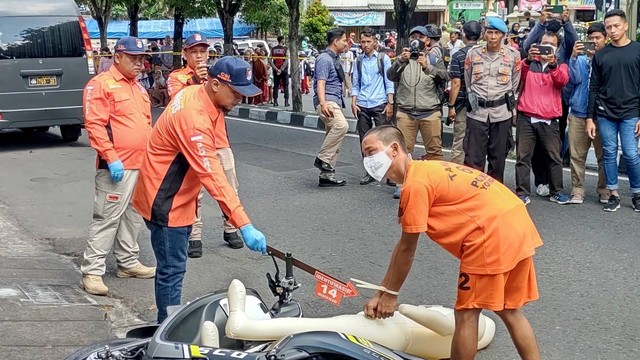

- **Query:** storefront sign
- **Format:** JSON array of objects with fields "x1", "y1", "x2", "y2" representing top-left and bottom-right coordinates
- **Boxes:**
[
  {"x1": 452, "y1": 2, "x2": 484, "y2": 10},
  {"x1": 330, "y1": 11, "x2": 386, "y2": 26}
]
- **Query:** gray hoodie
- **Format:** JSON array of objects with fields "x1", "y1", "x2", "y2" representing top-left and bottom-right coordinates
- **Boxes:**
[{"x1": 387, "y1": 53, "x2": 449, "y2": 115}]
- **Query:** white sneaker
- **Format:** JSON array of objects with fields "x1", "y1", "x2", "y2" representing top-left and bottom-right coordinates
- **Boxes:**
[
  {"x1": 570, "y1": 194, "x2": 584, "y2": 204},
  {"x1": 536, "y1": 184, "x2": 550, "y2": 197}
]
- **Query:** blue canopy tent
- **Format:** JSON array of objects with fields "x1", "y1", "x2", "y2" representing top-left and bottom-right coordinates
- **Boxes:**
[{"x1": 85, "y1": 18, "x2": 255, "y2": 39}]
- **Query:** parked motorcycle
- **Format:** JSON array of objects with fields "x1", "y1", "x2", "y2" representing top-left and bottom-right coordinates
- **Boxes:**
[{"x1": 67, "y1": 251, "x2": 495, "y2": 360}]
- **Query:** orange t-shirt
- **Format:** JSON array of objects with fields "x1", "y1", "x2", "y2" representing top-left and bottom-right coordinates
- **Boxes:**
[
  {"x1": 167, "y1": 67, "x2": 230, "y2": 149},
  {"x1": 83, "y1": 66, "x2": 152, "y2": 169},
  {"x1": 399, "y1": 161, "x2": 543, "y2": 275},
  {"x1": 132, "y1": 85, "x2": 250, "y2": 228}
]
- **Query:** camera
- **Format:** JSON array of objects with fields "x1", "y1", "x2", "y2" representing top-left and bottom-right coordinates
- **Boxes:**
[{"x1": 409, "y1": 39, "x2": 421, "y2": 59}]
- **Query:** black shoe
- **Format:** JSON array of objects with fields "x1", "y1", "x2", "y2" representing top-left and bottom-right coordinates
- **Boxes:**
[
  {"x1": 224, "y1": 231, "x2": 244, "y2": 249},
  {"x1": 386, "y1": 179, "x2": 396, "y2": 187},
  {"x1": 603, "y1": 195, "x2": 621, "y2": 212},
  {"x1": 319, "y1": 175, "x2": 346, "y2": 187},
  {"x1": 314, "y1": 157, "x2": 335, "y2": 172},
  {"x1": 633, "y1": 194, "x2": 640, "y2": 212},
  {"x1": 188, "y1": 240, "x2": 203, "y2": 258},
  {"x1": 284, "y1": 100, "x2": 290, "y2": 107},
  {"x1": 274, "y1": 100, "x2": 279, "y2": 107},
  {"x1": 360, "y1": 174, "x2": 375, "y2": 185}
]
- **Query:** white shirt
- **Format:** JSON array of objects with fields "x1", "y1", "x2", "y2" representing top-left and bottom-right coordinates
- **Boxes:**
[
  {"x1": 340, "y1": 51, "x2": 354, "y2": 74},
  {"x1": 448, "y1": 40, "x2": 465, "y2": 56}
]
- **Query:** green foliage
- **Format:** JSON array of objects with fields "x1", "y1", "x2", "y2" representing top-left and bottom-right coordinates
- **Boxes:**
[
  {"x1": 301, "y1": 0, "x2": 335, "y2": 48},
  {"x1": 241, "y1": 0, "x2": 288, "y2": 35}
]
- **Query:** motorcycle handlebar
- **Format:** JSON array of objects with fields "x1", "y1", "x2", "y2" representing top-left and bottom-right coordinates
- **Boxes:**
[{"x1": 285, "y1": 252, "x2": 294, "y2": 279}]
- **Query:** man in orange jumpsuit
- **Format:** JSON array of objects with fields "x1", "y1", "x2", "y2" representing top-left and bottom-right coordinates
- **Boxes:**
[
  {"x1": 360, "y1": 125, "x2": 542, "y2": 360},
  {"x1": 167, "y1": 33, "x2": 245, "y2": 258},
  {"x1": 132, "y1": 57, "x2": 266, "y2": 323},
  {"x1": 81, "y1": 36, "x2": 156, "y2": 296}
]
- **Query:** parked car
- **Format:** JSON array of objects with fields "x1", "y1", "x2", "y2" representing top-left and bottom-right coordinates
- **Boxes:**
[{"x1": 0, "y1": 0, "x2": 94, "y2": 142}]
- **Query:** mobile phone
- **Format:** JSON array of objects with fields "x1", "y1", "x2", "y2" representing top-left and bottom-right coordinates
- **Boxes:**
[
  {"x1": 578, "y1": 41, "x2": 595, "y2": 52},
  {"x1": 535, "y1": 45, "x2": 555, "y2": 56},
  {"x1": 550, "y1": 5, "x2": 564, "y2": 13}
]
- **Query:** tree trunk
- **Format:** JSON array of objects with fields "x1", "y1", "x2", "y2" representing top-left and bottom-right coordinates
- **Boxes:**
[
  {"x1": 393, "y1": 0, "x2": 418, "y2": 54},
  {"x1": 218, "y1": 8, "x2": 236, "y2": 55},
  {"x1": 286, "y1": 0, "x2": 302, "y2": 112},
  {"x1": 128, "y1": 1, "x2": 141, "y2": 37},
  {"x1": 173, "y1": 7, "x2": 185, "y2": 69},
  {"x1": 96, "y1": 16, "x2": 109, "y2": 49}
]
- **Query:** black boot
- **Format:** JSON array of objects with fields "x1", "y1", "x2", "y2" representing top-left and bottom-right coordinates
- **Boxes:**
[
  {"x1": 314, "y1": 157, "x2": 335, "y2": 172},
  {"x1": 224, "y1": 231, "x2": 244, "y2": 249},
  {"x1": 360, "y1": 173, "x2": 375, "y2": 185},
  {"x1": 284, "y1": 100, "x2": 290, "y2": 107},
  {"x1": 188, "y1": 240, "x2": 203, "y2": 258},
  {"x1": 273, "y1": 100, "x2": 279, "y2": 107}
]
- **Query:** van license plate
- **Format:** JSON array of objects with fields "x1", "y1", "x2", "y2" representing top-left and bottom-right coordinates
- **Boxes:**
[{"x1": 29, "y1": 76, "x2": 57, "y2": 86}]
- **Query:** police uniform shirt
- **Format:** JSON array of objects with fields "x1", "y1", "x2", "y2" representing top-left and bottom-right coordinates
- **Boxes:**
[{"x1": 464, "y1": 44, "x2": 521, "y2": 123}]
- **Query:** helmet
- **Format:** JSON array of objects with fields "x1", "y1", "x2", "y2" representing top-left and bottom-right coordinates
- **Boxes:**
[{"x1": 424, "y1": 24, "x2": 442, "y2": 39}]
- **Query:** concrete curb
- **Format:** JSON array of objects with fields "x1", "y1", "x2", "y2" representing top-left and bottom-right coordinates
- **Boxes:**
[{"x1": 232, "y1": 104, "x2": 610, "y2": 171}]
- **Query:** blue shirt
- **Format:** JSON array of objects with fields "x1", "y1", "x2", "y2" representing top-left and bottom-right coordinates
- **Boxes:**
[
  {"x1": 568, "y1": 55, "x2": 590, "y2": 118},
  {"x1": 351, "y1": 51, "x2": 394, "y2": 108},
  {"x1": 313, "y1": 50, "x2": 343, "y2": 108}
]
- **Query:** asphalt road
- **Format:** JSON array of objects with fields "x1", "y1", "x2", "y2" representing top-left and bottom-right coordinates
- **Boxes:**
[{"x1": 0, "y1": 112, "x2": 638, "y2": 359}]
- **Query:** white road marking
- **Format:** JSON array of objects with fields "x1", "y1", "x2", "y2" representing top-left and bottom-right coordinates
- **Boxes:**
[{"x1": 226, "y1": 116, "x2": 629, "y2": 182}]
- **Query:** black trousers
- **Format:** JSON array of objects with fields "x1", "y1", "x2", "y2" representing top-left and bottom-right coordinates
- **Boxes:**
[
  {"x1": 273, "y1": 71, "x2": 289, "y2": 102},
  {"x1": 356, "y1": 103, "x2": 389, "y2": 156},
  {"x1": 515, "y1": 114, "x2": 564, "y2": 196},
  {"x1": 463, "y1": 117, "x2": 512, "y2": 183},
  {"x1": 532, "y1": 98, "x2": 569, "y2": 186}
]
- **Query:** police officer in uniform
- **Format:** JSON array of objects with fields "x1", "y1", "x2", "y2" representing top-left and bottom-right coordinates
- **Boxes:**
[{"x1": 464, "y1": 17, "x2": 521, "y2": 183}]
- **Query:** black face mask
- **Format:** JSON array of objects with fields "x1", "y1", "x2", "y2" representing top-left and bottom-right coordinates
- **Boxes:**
[{"x1": 547, "y1": 19, "x2": 562, "y2": 33}]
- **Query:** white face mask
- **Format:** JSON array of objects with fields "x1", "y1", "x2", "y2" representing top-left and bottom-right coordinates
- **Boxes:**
[{"x1": 363, "y1": 145, "x2": 393, "y2": 182}]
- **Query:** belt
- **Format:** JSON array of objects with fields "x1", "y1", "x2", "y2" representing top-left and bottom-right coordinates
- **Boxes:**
[{"x1": 478, "y1": 97, "x2": 507, "y2": 108}]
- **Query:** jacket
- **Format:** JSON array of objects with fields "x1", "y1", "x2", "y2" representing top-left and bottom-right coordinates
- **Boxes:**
[
  {"x1": 517, "y1": 59, "x2": 569, "y2": 120},
  {"x1": 568, "y1": 55, "x2": 590, "y2": 118},
  {"x1": 387, "y1": 56, "x2": 448, "y2": 114}
]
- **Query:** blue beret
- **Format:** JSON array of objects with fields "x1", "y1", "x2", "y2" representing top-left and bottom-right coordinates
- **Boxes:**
[{"x1": 485, "y1": 17, "x2": 508, "y2": 34}]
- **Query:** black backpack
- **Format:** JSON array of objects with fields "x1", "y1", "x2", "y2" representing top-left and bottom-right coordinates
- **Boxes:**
[{"x1": 355, "y1": 52, "x2": 387, "y2": 91}]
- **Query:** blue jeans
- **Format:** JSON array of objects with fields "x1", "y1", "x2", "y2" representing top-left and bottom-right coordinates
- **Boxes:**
[
  {"x1": 597, "y1": 116, "x2": 640, "y2": 193},
  {"x1": 145, "y1": 220, "x2": 191, "y2": 323}
]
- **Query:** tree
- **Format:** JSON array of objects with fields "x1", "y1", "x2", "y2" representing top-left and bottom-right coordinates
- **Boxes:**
[
  {"x1": 393, "y1": 0, "x2": 418, "y2": 53},
  {"x1": 213, "y1": 0, "x2": 243, "y2": 55},
  {"x1": 77, "y1": 0, "x2": 113, "y2": 48},
  {"x1": 166, "y1": 0, "x2": 216, "y2": 68},
  {"x1": 285, "y1": 0, "x2": 302, "y2": 112},
  {"x1": 113, "y1": 0, "x2": 143, "y2": 36},
  {"x1": 301, "y1": 0, "x2": 335, "y2": 49},
  {"x1": 240, "y1": 0, "x2": 288, "y2": 40}
]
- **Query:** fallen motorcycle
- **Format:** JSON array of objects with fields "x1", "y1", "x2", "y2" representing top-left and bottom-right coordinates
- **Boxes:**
[{"x1": 67, "y1": 251, "x2": 495, "y2": 360}]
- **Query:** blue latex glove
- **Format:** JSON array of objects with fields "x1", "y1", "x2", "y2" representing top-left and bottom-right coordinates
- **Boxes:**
[
  {"x1": 240, "y1": 224, "x2": 267, "y2": 254},
  {"x1": 107, "y1": 160, "x2": 125, "y2": 183}
]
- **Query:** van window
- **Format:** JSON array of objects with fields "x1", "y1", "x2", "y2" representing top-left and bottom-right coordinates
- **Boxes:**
[{"x1": 0, "y1": 16, "x2": 84, "y2": 59}]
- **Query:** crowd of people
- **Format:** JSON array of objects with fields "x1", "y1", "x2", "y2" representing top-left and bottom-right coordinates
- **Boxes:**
[{"x1": 73, "y1": 6, "x2": 639, "y2": 359}]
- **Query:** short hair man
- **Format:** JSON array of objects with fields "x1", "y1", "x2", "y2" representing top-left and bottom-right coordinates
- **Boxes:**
[
  {"x1": 81, "y1": 36, "x2": 156, "y2": 296},
  {"x1": 515, "y1": 31, "x2": 571, "y2": 205},
  {"x1": 132, "y1": 57, "x2": 267, "y2": 323},
  {"x1": 312, "y1": 27, "x2": 350, "y2": 187},
  {"x1": 351, "y1": 28, "x2": 395, "y2": 185},
  {"x1": 269, "y1": 35, "x2": 289, "y2": 107},
  {"x1": 361, "y1": 125, "x2": 542, "y2": 360},
  {"x1": 387, "y1": 25, "x2": 449, "y2": 198},
  {"x1": 567, "y1": 22, "x2": 609, "y2": 205},
  {"x1": 447, "y1": 20, "x2": 482, "y2": 165},
  {"x1": 463, "y1": 17, "x2": 521, "y2": 183},
  {"x1": 167, "y1": 33, "x2": 246, "y2": 257},
  {"x1": 587, "y1": 9, "x2": 640, "y2": 212}
]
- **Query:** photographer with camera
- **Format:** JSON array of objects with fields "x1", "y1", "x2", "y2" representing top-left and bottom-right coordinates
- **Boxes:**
[
  {"x1": 387, "y1": 26, "x2": 449, "y2": 199},
  {"x1": 463, "y1": 17, "x2": 521, "y2": 184}
]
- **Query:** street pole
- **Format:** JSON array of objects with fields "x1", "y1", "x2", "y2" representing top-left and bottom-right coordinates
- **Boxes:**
[{"x1": 627, "y1": 0, "x2": 638, "y2": 41}]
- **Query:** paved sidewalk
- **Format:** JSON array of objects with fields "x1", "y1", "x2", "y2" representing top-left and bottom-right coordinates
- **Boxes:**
[{"x1": 0, "y1": 202, "x2": 142, "y2": 359}]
